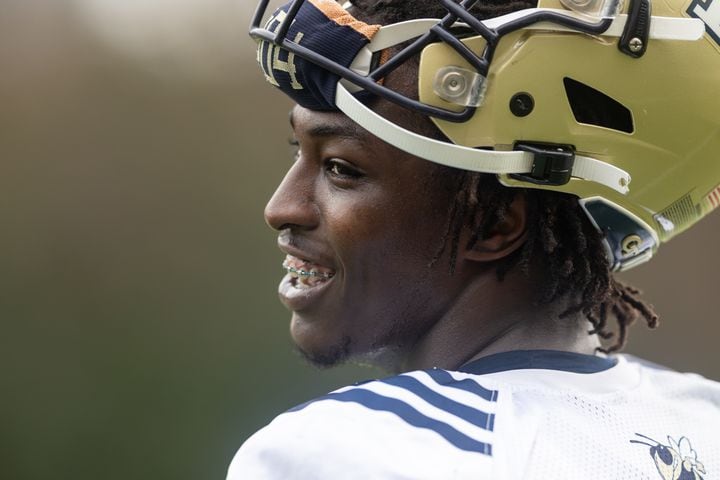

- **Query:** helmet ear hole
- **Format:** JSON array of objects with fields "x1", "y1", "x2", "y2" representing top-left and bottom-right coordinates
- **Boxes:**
[{"x1": 563, "y1": 77, "x2": 634, "y2": 134}]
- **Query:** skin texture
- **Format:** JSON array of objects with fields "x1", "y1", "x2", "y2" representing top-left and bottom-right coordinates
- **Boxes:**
[
  {"x1": 264, "y1": 61, "x2": 601, "y2": 372},
  {"x1": 267, "y1": 106, "x2": 468, "y2": 369}
]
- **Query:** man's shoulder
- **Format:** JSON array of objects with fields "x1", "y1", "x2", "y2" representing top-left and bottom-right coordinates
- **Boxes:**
[
  {"x1": 227, "y1": 369, "x2": 502, "y2": 480},
  {"x1": 227, "y1": 359, "x2": 720, "y2": 479},
  {"x1": 289, "y1": 368, "x2": 501, "y2": 423},
  {"x1": 620, "y1": 353, "x2": 720, "y2": 402}
]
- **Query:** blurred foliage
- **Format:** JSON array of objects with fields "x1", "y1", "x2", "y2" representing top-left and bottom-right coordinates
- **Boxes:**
[{"x1": 0, "y1": 1, "x2": 717, "y2": 479}]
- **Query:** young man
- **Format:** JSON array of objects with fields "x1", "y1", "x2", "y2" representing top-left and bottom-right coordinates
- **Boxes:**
[{"x1": 229, "y1": 0, "x2": 720, "y2": 477}]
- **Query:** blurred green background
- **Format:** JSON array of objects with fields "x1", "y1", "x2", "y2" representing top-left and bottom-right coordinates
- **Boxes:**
[{"x1": 1, "y1": 1, "x2": 718, "y2": 479}]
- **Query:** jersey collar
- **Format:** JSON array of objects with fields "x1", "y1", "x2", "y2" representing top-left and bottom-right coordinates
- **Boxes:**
[{"x1": 458, "y1": 349, "x2": 618, "y2": 375}]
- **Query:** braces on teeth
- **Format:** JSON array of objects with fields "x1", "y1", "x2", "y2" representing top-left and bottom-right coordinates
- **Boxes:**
[{"x1": 282, "y1": 260, "x2": 335, "y2": 279}]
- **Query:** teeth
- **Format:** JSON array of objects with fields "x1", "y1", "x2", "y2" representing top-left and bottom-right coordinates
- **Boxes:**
[
  {"x1": 282, "y1": 260, "x2": 334, "y2": 279},
  {"x1": 282, "y1": 256, "x2": 335, "y2": 289}
]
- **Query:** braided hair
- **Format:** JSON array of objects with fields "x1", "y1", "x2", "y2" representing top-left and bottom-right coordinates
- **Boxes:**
[{"x1": 349, "y1": 0, "x2": 658, "y2": 352}]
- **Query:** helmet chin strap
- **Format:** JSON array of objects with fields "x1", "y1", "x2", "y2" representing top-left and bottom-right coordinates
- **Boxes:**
[{"x1": 335, "y1": 82, "x2": 632, "y2": 195}]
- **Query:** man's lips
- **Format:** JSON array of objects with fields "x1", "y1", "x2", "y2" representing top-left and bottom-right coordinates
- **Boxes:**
[
  {"x1": 276, "y1": 234, "x2": 338, "y2": 311},
  {"x1": 278, "y1": 257, "x2": 337, "y2": 312},
  {"x1": 276, "y1": 232, "x2": 335, "y2": 269}
]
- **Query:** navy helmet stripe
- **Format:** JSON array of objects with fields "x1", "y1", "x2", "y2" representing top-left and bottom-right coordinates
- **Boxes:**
[
  {"x1": 424, "y1": 369, "x2": 499, "y2": 402},
  {"x1": 381, "y1": 375, "x2": 495, "y2": 431},
  {"x1": 289, "y1": 389, "x2": 493, "y2": 455},
  {"x1": 256, "y1": 0, "x2": 378, "y2": 111}
]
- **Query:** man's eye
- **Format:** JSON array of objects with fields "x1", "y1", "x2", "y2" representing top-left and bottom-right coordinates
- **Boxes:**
[{"x1": 326, "y1": 160, "x2": 362, "y2": 179}]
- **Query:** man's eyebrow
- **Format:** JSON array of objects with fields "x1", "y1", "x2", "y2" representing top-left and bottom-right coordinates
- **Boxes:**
[
  {"x1": 306, "y1": 124, "x2": 367, "y2": 140},
  {"x1": 289, "y1": 110, "x2": 367, "y2": 141}
]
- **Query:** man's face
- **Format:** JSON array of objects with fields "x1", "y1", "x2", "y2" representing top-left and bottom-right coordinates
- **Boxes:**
[{"x1": 264, "y1": 105, "x2": 468, "y2": 368}]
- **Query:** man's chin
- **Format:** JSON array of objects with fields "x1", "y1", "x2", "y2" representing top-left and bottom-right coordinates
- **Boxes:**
[{"x1": 294, "y1": 335, "x2": 352, "y2": 369}]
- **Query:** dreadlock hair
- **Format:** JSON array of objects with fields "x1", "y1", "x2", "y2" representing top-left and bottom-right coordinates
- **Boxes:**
[{"x1": 349, "y1": 0, "x2": 658, "y2": 352}]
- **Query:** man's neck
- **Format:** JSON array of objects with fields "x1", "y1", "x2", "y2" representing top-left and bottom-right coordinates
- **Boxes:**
[{"x1": 399, "y1": 269, "x2": 601, "y2": 373}]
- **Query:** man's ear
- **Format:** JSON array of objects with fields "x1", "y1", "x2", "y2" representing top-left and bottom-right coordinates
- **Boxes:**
[{"x1": 461, "y1": 194, "x2": 528, "y2": 263}]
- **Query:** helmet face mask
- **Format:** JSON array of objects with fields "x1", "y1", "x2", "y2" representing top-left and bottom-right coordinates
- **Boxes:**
[{"x1": 250, "y1": 0, "x2": 720, "y2": 271}]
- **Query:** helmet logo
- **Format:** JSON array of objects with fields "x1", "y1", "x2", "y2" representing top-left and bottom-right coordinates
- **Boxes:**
[
  {"x1": 687, "y1": 0, "x2": 720, "y2": 46},
  {"x1": 257, "y1": 9, "x2": 305, "y2": 90}
]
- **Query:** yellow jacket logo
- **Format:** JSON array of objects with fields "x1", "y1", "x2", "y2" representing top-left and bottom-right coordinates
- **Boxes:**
[{"x1": 631, "y1": 433, "x2": 706, "y2": 480}]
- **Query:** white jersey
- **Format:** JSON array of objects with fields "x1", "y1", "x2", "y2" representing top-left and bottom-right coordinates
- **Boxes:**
[{"x1": 227, "y1": 350, "x2": 720, "y2": 479}]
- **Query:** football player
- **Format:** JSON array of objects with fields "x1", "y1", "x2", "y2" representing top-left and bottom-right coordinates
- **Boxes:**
[{"x1": 228, "y1": 0, "x2": 720, "y2": 478}]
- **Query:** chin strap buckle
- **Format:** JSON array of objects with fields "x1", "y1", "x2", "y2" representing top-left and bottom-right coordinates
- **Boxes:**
[
  {"x1": 618, "y1": 0, "x2": 652, "y2": 58},
  {"x1": 512, "y1": 142, "x2": 576, "y2": 186}
]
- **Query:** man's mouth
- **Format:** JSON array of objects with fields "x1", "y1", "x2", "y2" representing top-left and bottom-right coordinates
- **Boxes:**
[{"x1": 282, "y1": 254, "x2": 336, "y2": 289}]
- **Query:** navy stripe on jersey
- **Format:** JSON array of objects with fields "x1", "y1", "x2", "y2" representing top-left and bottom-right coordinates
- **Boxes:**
[
  {"x1": 424, "y1": 368, "x2": 499, "y2": 402},
  {"x1": 289, "y1": 389, "x2": 493, "y2": 455},
  {"x1": 379, "y1": 375, "x2": 495, "y2": 431}
]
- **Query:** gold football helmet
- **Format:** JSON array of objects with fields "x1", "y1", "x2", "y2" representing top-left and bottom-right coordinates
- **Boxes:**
[{"x1": 251, "y1": 0, "x2": 720, "y2": 270}]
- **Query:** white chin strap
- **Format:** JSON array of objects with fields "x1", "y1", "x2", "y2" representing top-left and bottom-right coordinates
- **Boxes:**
[{"x1": 336, "y1": 83, "x2": 632, "y2": 194}]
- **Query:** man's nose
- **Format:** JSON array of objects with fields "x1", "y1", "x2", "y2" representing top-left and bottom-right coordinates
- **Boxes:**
[{"x1": 264, "y1": 160, "x2": 318, "y2": 231}]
